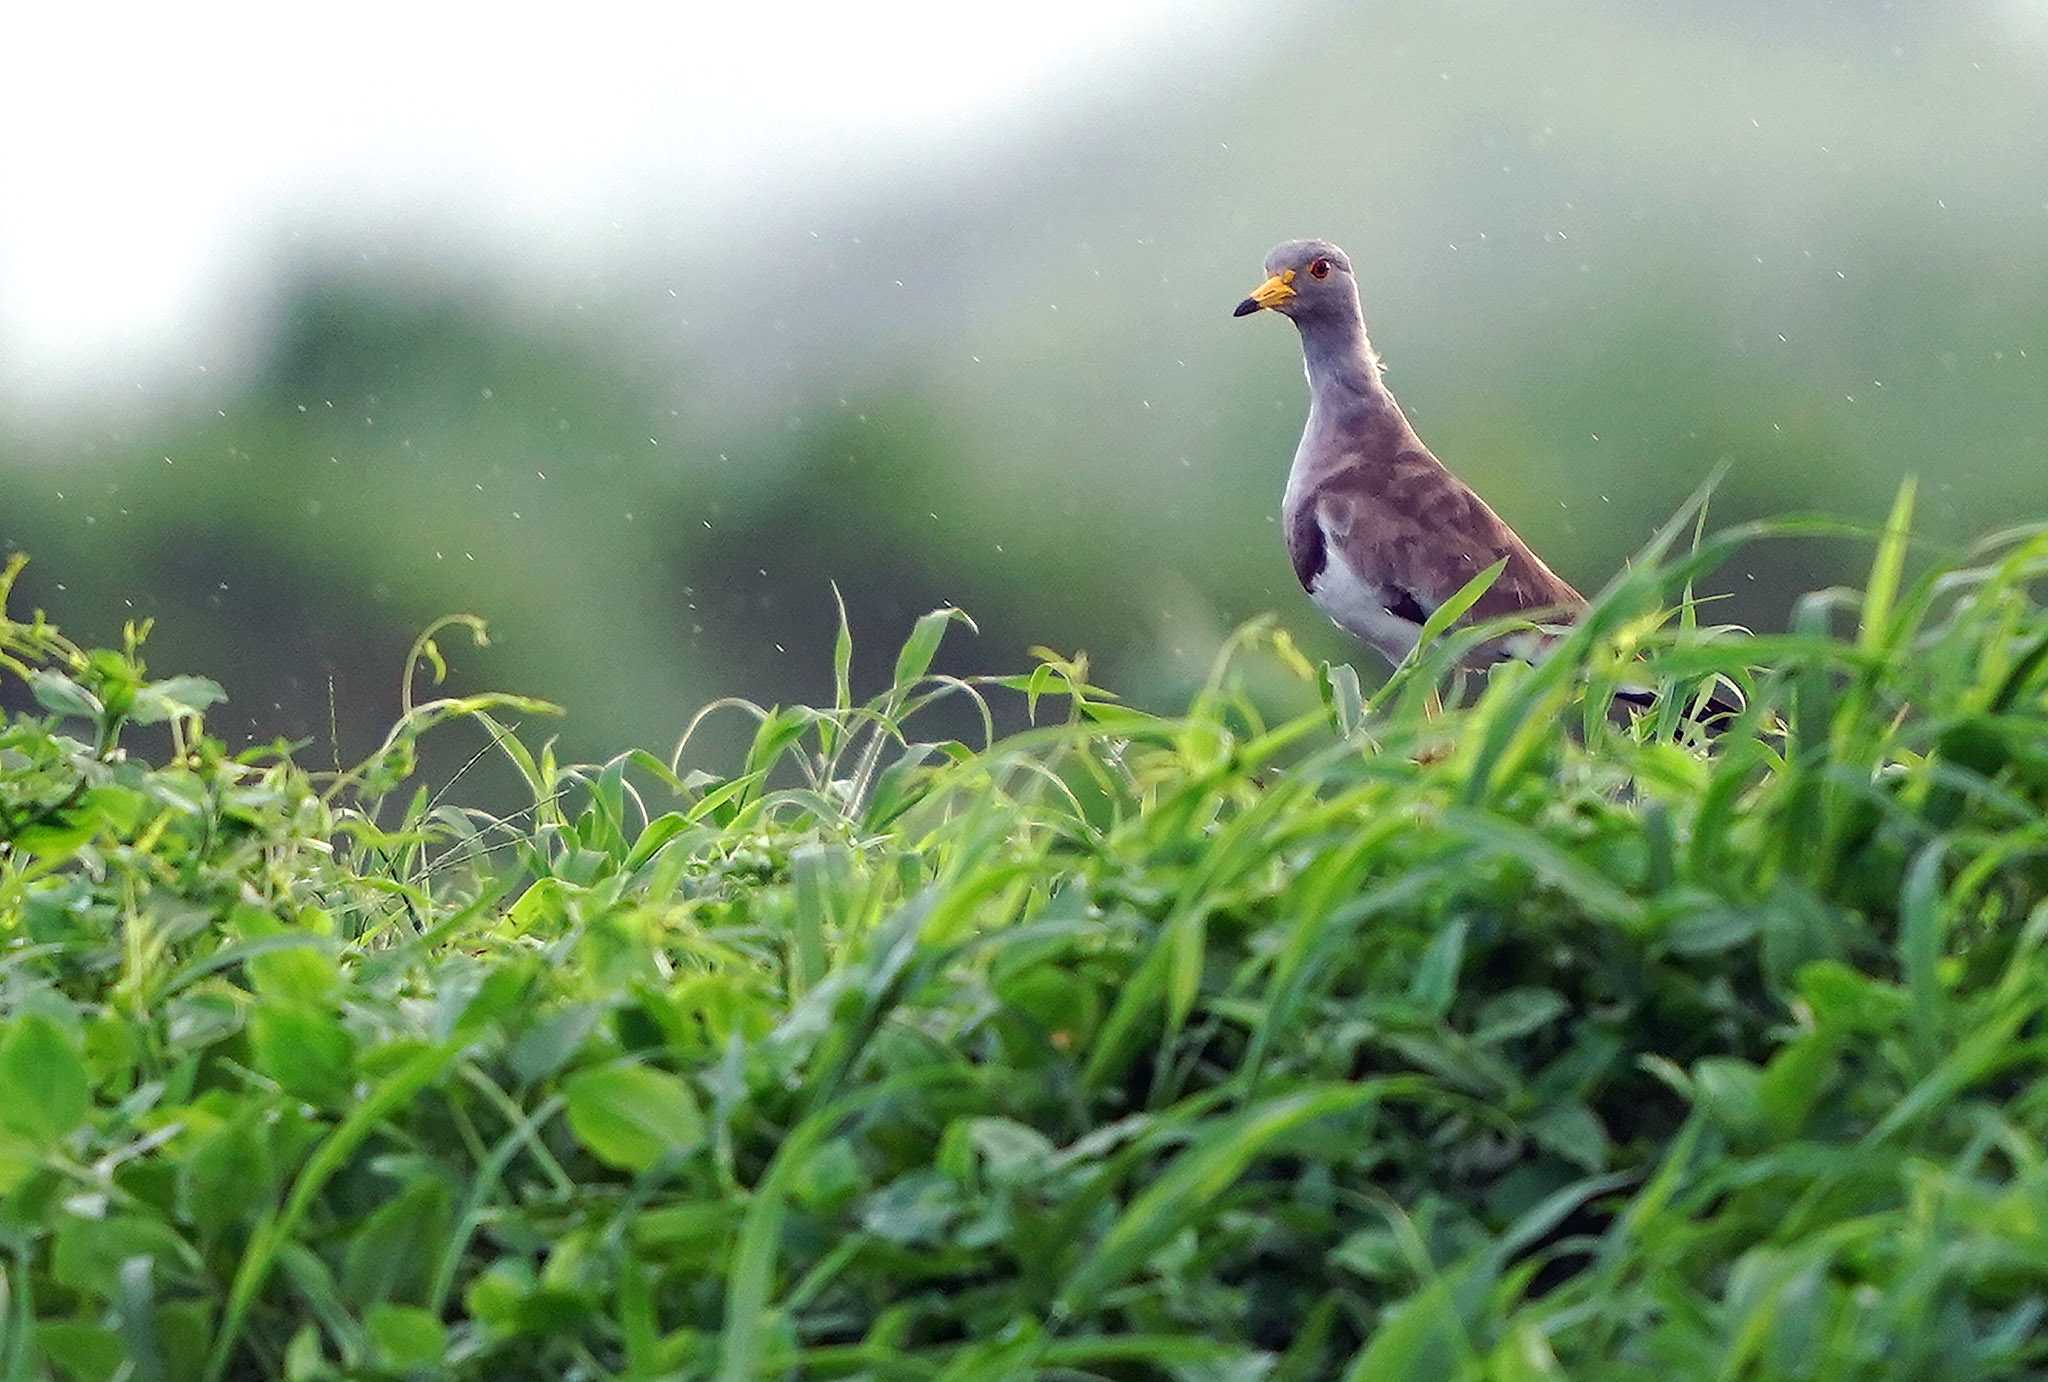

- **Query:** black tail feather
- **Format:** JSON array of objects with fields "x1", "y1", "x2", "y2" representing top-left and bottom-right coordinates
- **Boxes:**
[{"x1": 1613, "y1": 680, "x2": 1744, "y2": 724}]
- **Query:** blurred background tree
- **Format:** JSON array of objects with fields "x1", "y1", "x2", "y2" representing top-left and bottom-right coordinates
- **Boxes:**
[{"x1": 4, "y1": 0, "x2": 2044, "y2": 769}]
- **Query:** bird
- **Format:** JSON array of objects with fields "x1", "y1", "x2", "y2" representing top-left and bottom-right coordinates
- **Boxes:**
[
  {"x1": 1234, "y1": 238, "x2": 1586, "y2": 672},
  {"x1": 1235, "y1": 239, "x2": 1745, "y2": 727}
]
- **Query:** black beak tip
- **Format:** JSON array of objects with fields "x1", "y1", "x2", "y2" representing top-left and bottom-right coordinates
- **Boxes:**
[{"x1": 1231, "y1": 298, "x2": 1261, "y2": 318}]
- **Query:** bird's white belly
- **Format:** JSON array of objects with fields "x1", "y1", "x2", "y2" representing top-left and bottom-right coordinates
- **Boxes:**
[{"x1": 1308, "y1": 543, "x2": 1421, "y2": 663}]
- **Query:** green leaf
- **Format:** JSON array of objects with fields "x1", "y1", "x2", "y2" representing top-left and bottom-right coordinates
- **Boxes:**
[
  {"x1": 1055, "y1": 1081, "x2": 1418, "y2": 1312},
  {"x1": 34, "y1": 1322, "x2": 126, "y2": 1382},
  {"x1": 0, "y1": 1013, "x2": 91, "y2": 1147},
  {"x1": 365, "y1": 1305, "x2": 447, "y2": 1369},
  {"x1": 344, "y1": 1178, "x2": 451, "y2": 1307},
  {"x1": 510, "y1": 1004, "x2": 603, "y2": 1085},
  {"x1": 77, "y1": 784, "x2": 149, "y2": 835},
  {"x1": 791, "y1": 1139, "x2": 864, "y2": 1212},
  {"x1": 863, "y1": 742, "x2": 942, "y2": 829},
  {"x1": 622, "y1": 811, "x2": 696, "y2": 872},
  {"x1": 1339, "y1": 1258, "x2": 1487, "y2": 1381},
  {"x1": 1756, "y1": 1032, "x2": 1836, "y2": 1137},
  {"x1": 0, "y1": 1129, "x2": 39, "y2": 1195},
  {"x1": 205, "y1": 1039, "x2": 466, "y2": 1382},
  {"x1": 30, "y1": 670, "x2": 102, "y2": 720},
  {"x1": 1407, "y1": 921, "x2": 1467, "y2": 1020},
  {"x1": 790, "y1": 842, "x2": 854, "y2": 995},
  {"x1": 52, "y1": 1217, "x2": 198, "y2": 1301},
  {"x1": 1527, "y1": 1102, "x2": 1610, "y2": 1172},
  {"x1": 1413, "y1": 556, "x2": 1508, "y2": 653},
  {"x1": 248, "y1": 1004, "x2": 357, "y2": 1107},
  {"x1": 247, "y1": 943, "x2": 341, "y2": 1008},
  {"x1": 1900, "y1": 841, "x2": 1948, "y2": 1067},
  {"x1": 1858, "y1": 475, "x2": 1915, "y2": 654},
  {"x1": 1691, "y1": 1057, "x2": 1764, "y2": 1139},
  {"x1": 742, "y1": 706, "x2": 814, "y2": 791},
  {"x1": 1796, "y1": 960, "x2": 1910, "y2": 1035},
  {"x1": 965, "y1": 1117, "x2": 1056, "y2": 1186},
  {"x1": 859, "y1": 1169, "x2": 960, "y2": 1246},
  {"x1": 1663, "y1": 907, "x2": 1760, "y2": 956},
  {"x1": 563, "y1": 1064, "x2": 706, "y2": 1172},
  {"x1": 180, "y1": 1111, "x2": 275, "y2": 1234},
  {"x1": 114, "y1": 1255, "x2": 166, "y2": 1382},
  {"x1": 822, "y1": 580, "x2": 853, "y2": 756},
  {"x1": 1471, "y1": 988, "x2": 1566, "y2": 1045},
  {"x1": 1317, "y1": 661, "x2": 1364, "y2": 736},
  {"x1": 129, "y1": 675, "x2": 227, "y2": 725},
  {"x1": 892, "y1": 606, "x2": 976, "y2": 691}
]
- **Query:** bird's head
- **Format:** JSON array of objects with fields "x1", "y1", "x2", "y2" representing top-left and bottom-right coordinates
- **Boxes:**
[{"x1": 1233, "y1": 239, "x2": 1357, "y2": 322}]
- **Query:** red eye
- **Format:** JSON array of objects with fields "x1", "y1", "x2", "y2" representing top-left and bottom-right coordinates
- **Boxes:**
[{"x1": 1309, "y1": 257, "x2": 1332, "y2": 279}]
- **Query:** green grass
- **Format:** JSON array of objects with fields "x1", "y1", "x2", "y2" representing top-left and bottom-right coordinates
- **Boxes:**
[{"x1": 2, "y1": 487, "x2": 2047, "y2": 1381}]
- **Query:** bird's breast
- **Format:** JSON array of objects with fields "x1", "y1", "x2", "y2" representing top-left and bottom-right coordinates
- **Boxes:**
[{"x1": 1302, "y1": 521, "x2": 1422, "y2": 663}]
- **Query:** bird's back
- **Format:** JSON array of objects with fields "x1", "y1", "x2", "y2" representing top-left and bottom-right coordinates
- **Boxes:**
[{"x1": 1283, "y1": 411, "x2": 1584, "y2": 664}]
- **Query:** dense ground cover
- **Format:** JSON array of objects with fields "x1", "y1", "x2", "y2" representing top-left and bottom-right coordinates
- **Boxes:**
[{"x1": 2, "y1": 487, "x2": 2047, "y2": 1380}]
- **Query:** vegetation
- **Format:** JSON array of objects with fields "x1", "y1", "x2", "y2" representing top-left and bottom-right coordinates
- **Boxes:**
[{"x1": 2, "y1": 485, "x2": 2047, "y2": 1380}]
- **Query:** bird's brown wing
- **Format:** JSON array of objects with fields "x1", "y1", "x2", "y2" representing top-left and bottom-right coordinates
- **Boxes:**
[{"x1": 1303, "y1": 447, "x2": 1584, "y2": 624}]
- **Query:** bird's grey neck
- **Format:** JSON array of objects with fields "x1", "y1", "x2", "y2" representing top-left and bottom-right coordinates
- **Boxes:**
[
  {"x1": 1282, "y1": 310, "x2": 1412, "y2": 505},
  {"x1": 1295, "y1": 311, "x2": 1384, "y2": 402}
]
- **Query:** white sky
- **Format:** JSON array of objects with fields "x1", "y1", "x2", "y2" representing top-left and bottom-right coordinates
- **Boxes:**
[{"x1": 0, "y1": 0, "x2": 1241, "y2": 407}]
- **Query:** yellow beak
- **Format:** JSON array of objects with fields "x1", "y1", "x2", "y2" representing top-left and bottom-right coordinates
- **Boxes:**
[{"x1": 1232, "y1": 269, "x2": 1297, "y2": 317}]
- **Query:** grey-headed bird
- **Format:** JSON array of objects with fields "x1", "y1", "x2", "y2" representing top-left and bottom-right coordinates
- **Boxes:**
[{"x1": 1235, "y1": 238, "x2": 1585, "y2": 670}]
